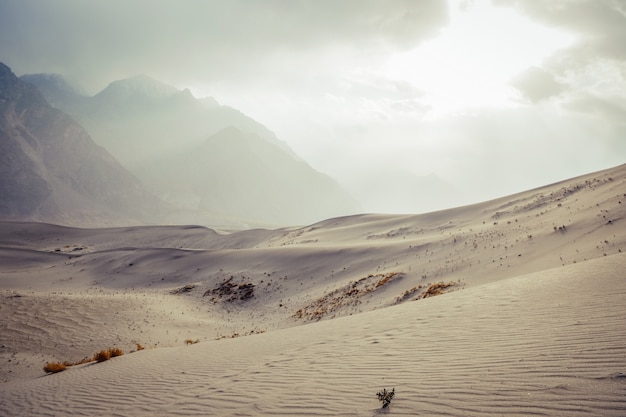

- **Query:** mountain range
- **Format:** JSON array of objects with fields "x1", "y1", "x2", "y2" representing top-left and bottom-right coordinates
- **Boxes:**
[
  {"x1": 14, "y1": 67, "x2": 359, "y2": 227},
  {"x1": 0, "y1": 62, "x2": 165, "y2": 226}
]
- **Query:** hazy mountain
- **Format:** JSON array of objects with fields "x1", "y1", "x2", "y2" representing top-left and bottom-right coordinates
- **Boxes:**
[
  {"x1": 22, "y1": 73, "x2": 359, "y2": 226},
  {"x1": 0, "y1": 62, "x2": 164, "y2": 226},
  {"x1": 19, "y1": 73, "x2": 87, "y2": 112},
  {"x1": 152, "y1": 126, "x2": 358, "y2": 225}
]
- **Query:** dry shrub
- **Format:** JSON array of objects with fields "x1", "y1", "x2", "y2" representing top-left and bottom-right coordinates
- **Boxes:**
[
  {"x1": 109, "y1": 347, "x2": 124, "y2": 358},
  {"x1": 93, "y1": 349, "x2": 111, "y2": 362},
  {"x1": 376, "y1": 387, "x2": 395, "y2": 409},
  {"x1": 45, "y1": 347, "x2": 126, "y2": 374},
  {"x1": 184, "y1": 339, "x2": 200, "y2": 345},
  {"x1": 93, "y1": 347, "x2": 123, "y2": 362},
  {"x1": 135, "y1": 342, "x2": 145, "y2": 351},
  {"x1": 43, "y1": 362, "x2": 67, "y2": 373}
]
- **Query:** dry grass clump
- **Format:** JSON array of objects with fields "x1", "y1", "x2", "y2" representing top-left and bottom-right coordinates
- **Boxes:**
[
  {"x1": 421, "y1": 281, "x2": 457, "y2": 298},
  {"x1": 43, "y1": 362, "x2": 67, "y2": 373},
  {"x1": 93, "y1": 349, "x2": 111, "y2": 362},
  {"x1": 93, "y1": 347, "x2": 123, "y2": 362},
  {"x1": 395, "y1": 281, "x2": 459, "y2": 304},
  {"x1": 44, "y1": 346, "x2": 129, "y2": 373},
  {"x1": 109, "y1": 347, "x2": 124, "y2": 357},
  {"x1": 395, "y1": 285, "x2": 425, "y2": 303},
  {"x1": 184, "y1": 339, "x2": 200, "y2": 345}
]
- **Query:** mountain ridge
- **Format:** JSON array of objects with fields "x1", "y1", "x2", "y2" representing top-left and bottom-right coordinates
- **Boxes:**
[
  {"x1": 21, "y1": 71, "x2": 360, "y2": 226},
  {"x1": 0, "y1": 62, "x2": 165, "y2": 226}
]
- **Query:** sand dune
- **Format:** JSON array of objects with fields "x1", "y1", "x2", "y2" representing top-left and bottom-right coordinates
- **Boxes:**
[
  {"x1": 1, "y1": 164, "x2": 625, "y2": 415},
  {"x1": 1, "y1": 256, "x2": 625, "y2": 416}
]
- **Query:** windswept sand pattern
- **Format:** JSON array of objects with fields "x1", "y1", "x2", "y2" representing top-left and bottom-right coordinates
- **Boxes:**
[
  {"x1": 1, "y1": 255, "x2": 625, "y2": 416},
  {"x1": 0, "y1": 291, "x2": 226, "y2": 381},
  {"x1": 1, "y1": 165, "x2": 625, "y2": 415}
]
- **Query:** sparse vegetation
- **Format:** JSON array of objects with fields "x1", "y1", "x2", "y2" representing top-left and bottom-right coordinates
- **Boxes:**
[
  {"x1": 204, "y1": 276, "x2": 255, "y2": 303},
  {"x1": 44, "y1": 346, "x2": 127, "y2": 373},
  {"x1": 184, "y1": 339, "x2": 200, "y2": 345},
  {"x1": 394, "y1": 281, "x2": 458, "y2": 303},
  {"x1": 395, "y1": 285, "x2": 424, "y2": 303},
  {"x1": 93, "y1": 347, "x2": 123, "y2": 362},
  {"x1": 215, "y1": 329, "x2": 266, "y2": 340},
  {"x1": 109, "y1": 347, "x2": 124, "y2": 358},
  {"x1": 93, "y1": 349, "x2": 111, "y2": 362},
  {"x1": 376, "y1": 387, "x2": 395, "y2": 408},
  {"x1": 43, "y1": 362, "x2": 67, "y2": 373},
  {"x1": 421, "y1": 281, "x2": 457, "y2": 298},
  {"x1": 294, "y1": 272, "x2": 403, "y2": 321}
]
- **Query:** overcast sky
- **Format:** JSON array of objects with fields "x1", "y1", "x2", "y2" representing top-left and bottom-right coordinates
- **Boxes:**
[{"x1": 1, "y1": 0, "x2": 625, "y2": 213}]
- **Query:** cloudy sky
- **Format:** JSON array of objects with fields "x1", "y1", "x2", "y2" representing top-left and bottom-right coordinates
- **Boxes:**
[{"x1": 2, "y1": 0, "x2": 625, "y2": 213}]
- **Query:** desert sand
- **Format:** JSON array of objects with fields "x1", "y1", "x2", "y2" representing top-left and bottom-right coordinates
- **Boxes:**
[{"x1": 1, "y1": 164, "x2": 625, "y2": 416}]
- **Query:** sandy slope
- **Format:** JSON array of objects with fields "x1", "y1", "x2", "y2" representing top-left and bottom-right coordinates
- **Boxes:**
[
  {"x1": 0, "y1": 164, "x2": 625, "y2": 415},
  {"x1": 1, "y1": 255, "x2": 625, "y2": 416}
]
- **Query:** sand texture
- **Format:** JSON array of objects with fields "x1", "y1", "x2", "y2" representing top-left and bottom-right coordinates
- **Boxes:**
[{"x1": 1, "y1": 164, "x2": 625, "y2": 416}]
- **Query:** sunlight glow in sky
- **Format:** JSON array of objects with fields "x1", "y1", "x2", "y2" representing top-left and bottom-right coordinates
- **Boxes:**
[
  {"x1": 1, "y1": 0, "x2": 624, "y2": 214},
  {"x1": 385, "y1": 0, "x2": 577, "y2": 116}
]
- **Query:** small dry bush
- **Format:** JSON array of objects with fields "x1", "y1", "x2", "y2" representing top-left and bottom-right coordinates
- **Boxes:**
[
  {"x1": 93, "y1": 348, "x2": 123, "y2": 362},
  {"x1": 376, "y1": 387, "x2": 395, "y2": 408},
  {"x1": 93, "y1": 349, "x2": 111, "y2": 362},
  {"x1": 44, "y1": 347, "x2": 126, "y2": 374},
  {"x1": 109, "y1": 347, "x2": 124, "y2": 358},
  {"x1": 184, "y1": 339, "x2": 200, "y2": 345},
  {"x1": 43, "y1": 362, "x2": 67, "y2": 373}
]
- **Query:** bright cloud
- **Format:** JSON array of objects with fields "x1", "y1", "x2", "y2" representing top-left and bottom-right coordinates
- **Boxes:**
[{"x1": 385, "y1": 0, "x2": 577, "y2": 115}]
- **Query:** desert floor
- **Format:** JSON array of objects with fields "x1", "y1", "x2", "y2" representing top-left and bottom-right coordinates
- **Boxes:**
[{"x1": 1, "y1": 164, "x2": 625, "y2": 416}]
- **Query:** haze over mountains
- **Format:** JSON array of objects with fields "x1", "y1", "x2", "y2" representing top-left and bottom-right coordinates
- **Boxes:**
[
  {"x1": 11, "y1": 65, "x2": 359, "y2": 227},
  {"x1": 0, "y1": 62, "x2": 165, "y2": 226}
]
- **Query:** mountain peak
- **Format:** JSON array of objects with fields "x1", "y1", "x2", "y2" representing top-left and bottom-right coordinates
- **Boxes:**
[
  {"x1": 96, "y1": 74, "x2": 179, "y2": 101},
  {"x1": 20, "y1": 73, "x2": 78, "y2": 93},
  {"x1": 0, "y1": 62, "x2": 21, "y2": 89},
  {"x1": 0, "y1": 61, "x2": 12, "y2": 77},
  {"x1": 19, "y1": 73, "x2": 85, "y2": 108}
]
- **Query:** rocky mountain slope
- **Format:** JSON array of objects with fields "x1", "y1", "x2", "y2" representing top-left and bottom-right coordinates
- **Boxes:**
[
  {"x1": 0, "y1": 62, "x2": 164, "y2": 226},
  {"x1": 22, "y1": 73, "x2": 359, "y2": 226}
]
